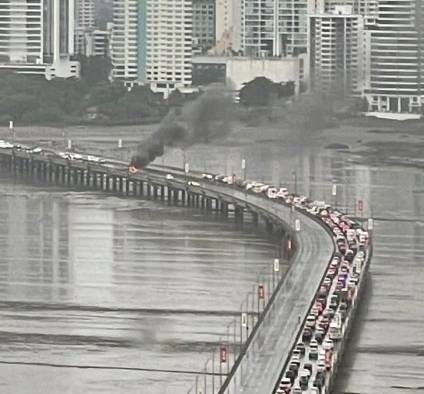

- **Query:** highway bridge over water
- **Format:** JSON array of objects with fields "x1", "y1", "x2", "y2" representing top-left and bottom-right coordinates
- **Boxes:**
[{"x1": 0, "y1": 145, "x2": 371, "y2": 394}]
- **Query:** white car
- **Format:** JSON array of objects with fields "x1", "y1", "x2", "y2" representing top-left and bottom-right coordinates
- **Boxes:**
[
  {"x1": 266, "y1": 187, "x2": 278, "y2": 199},
  {"x1": 0, "y1": 141, "x2": 14, "y2": 149},
  {"x1": 277, "y1": 187, "x2": 288, "y2": 198},
  {"x1": 31, "y1": 147, "x2": 42, "y2": 154},
  {"x1": 165, "y1": 174, "x2": 174, "y2": 180},
  {"x1": 201, "y1": 173, "x2": 214, "y2": 180},
  {"x1": 323, "y1": 338, "x2": 334, "y2": 351},
  {"x1": 187, "y1": 181, "x2": 200, "y2": 187},
  {"x1": 70, "y1": 153, "x2": 83, "y2": 160}
]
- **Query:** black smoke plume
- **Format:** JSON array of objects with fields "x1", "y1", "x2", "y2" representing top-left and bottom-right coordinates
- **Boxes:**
[{"x1": 130, "y1": 89, "x2": 233, "y2": 168}]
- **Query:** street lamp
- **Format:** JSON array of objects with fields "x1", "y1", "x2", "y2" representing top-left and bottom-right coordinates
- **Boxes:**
[{"x1": 292, "y1": 170, "x2": 297, "y2": 194}]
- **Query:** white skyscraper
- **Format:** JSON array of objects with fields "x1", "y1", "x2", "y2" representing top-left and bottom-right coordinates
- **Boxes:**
[
  {"x1": 365, "y1": 0, "x2": 424, "y2": 114},
  {"x1": 111, "y1": 0, "x2": 139, "y2": 81},
  {"x1": 0, "y1": 0, "x2": 79, "y2": 79},
  {"x1": 309, "y1": 6, "x2": 364, "y2": 94},
  {"x1": 111, "y1": 0, "x2": 193, "y2": 96},
  {"x1": 242, "y1": 0, "x2": 310, "y2": 57},
  {"x1": 143, "y1": 0, "x2": 193, "y2": 95}
]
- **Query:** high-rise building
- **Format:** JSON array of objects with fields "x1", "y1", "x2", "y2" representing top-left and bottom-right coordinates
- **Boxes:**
[
  {"x1": 242, "y1": 0, "x2": 309, "y2": 57},
  {"x1": 111, "y1": 0, "x2": 138, "y2": 81},
  {"x1": 214, "y1": 0, "x2": 242, "y2": 54},
  {"x1": 111, "y1": 0, "x2": 193, "y2": 96},
  {"x1": 365, "y1": 0, "x2": 424, "y2": 113},
  {"x1": 192, "y1": 0, "x2": 215, "y2": 54},
  {"x1": 0, "y1": 0, "x2": 79, "y2": 79},
  {"x1": 75, "y1": 0, "x2": 96, "y2": 54},
  {"x1": 309, "y1": 6, "x2": 364, "y2": 94}
]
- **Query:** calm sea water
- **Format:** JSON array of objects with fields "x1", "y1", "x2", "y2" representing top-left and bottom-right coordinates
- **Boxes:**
[{"x1": 0, "y1": 126, "x2": 423, "y2": 393}]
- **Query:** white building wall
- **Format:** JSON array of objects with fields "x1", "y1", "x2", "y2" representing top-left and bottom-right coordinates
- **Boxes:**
[
  {"x1": 111, "y1": 0, "x2": 138, "y2": 81},
  {"x1": 0, "y1": 0, "x2": 78, "y2": 79},
  {"x1": 0, "y1": 0, "x2": 43, "y2": 63},
  {"x1": 226, "y1": 58, "x2": 300, "y2": 93},
  {"x1": 214, "y1": 0, "x2": 242, "y2": 54},
  {"x1": 146, "y1": 0, "x2": 193, "y2": 96}
]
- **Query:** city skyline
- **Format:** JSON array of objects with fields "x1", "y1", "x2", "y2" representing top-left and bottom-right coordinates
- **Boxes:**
[{"x1": 0, "y1": 0, "x2": 422, "y2": 115}]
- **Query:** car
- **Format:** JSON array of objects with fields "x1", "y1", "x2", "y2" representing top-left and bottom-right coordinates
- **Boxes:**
[
  {"x1": 70, "y1": 153, "x2": 83, "y2": 160},
  {"x1": 285, "y1": 369, "x2": 295, "y2": 384},
  {"x1": 295, "y1": 342, "x2": 306, "y2": 356},
  {"x1": 291, "y1": 354, "x2": 301, "y2": 365},
  {"x1": 288, "y1": 362, "x2": 299, "y2": 376},
  {"x1": 300, "y1": 373, "x2": 309, "y2": 390},
  {"x1": 292, "y1": 349, "x2": 302, "y2": 359},
  {"x1": 278, "y1": 377, "x2": 291, "y2": 391},
  {"x1": 309, "y1": 344, "x2": 318, "y2": 360},
  {"x1": 318, "y1": 349, "x2": 326, "y2": 362},
  {"x1": 201, "y1": 173, "x2": 214, "y2": 180},
  {"x1": 292, "y1": 387, "x2": 302, "y2": 394},
  {"x1": 323, "y1": 338, "x2": 334, "y2": 351},
  {"x1": 30, "y1": 147, "x2": 42, "y2": 154},
  {"x1": 313, "y1": 373, "x2": 325, "y2": 389},
  {"x1": 303, "y1": 362, "x2": 313, "y2": 374},
  {"x1": 214, "y1": 174, "x2": 227, "y2": 182},
  {"x1": 165, "y1": 174, "x2": 174, "y2": 180},
  {"x1": 325, "y1": 350, "x2": 333, "y2": 370},
  {"x1": 315, "y1": 328, "x2": 325, "y2": 344},
  {"x1": 317, "y1": 360, "x2": 326, "y2": 373},
  {"x1": 187, "y1": 181, "x2": 200, "y2": 187},
  {"x1": 302, "y1": 327, "x2": 312, "y2": 342},
  {"x1": 0, "y1": 140, "x2": 14, "y2": 149},
  {"x1": 311, "y1": 306, "x2": 321, "y2": 317},
  {"x1": 266, "y1": 187, "x2": 278, "y2": 198},
  {"x1": 305, "y1": 314, "x2": 316, "y2": 329}
]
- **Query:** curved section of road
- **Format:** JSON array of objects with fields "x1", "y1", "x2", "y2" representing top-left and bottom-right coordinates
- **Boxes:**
[
  {"x1": 140, "y1": 169, "x2": 336, "y2": 393},
  {"x1": 0, "y1": 149, "x2": 336, "y2": 394},
  {"x1": 189, "y1": 185, "x2": 334, "y2": 394}
]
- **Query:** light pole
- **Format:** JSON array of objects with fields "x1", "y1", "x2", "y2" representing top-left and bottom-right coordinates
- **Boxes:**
[{"x1": 292, "y1": 170, "x2": 297, "y2": 195}]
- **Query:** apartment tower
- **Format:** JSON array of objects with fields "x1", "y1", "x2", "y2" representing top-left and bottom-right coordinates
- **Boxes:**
[
  {"x1": 111, "y1": 0, "x2": 193, "y2": 96},
  {"x1": 75, "y1": 0, "x2": 95, "y2": 54},
  {"x1": 0, "y1": 0, "x2": 79, "y2": 78},
  {"x1": 309, "y1": 6, "x2": 364, "y2": 94},
  {"x1": 111, "y1": 0, "x2": 138, "y2": 81},
  {"x1": 365, "y1": 0, "x2": 424, "y2": 113},
  {"x1": 242, "y1": 0, "x2": 309, "y2": 57},
  {"x1": 192, "y1": 0, "x2": 215, "y2": 54}
]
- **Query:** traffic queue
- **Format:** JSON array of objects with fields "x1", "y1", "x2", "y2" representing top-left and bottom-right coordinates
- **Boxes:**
[{"x1": 200, "y1": 172, "x2": 370, "y2": 394}]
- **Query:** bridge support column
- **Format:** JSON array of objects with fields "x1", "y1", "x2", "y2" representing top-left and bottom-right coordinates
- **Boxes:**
[
  {"x1": 135, "y1": 181, "x2": 141, "y2": 196},
  {"x1": 265, "y1": 219, "x2": 273, "y2": 234},
  {"x1": 235, "y1": 206, "x2": 244, "y2": 222},
  {"x1": 64, "y1": 167, "x2": 70, "y2": 185},
  {"x1": 251, "y1": 211, "x2": 259, "y2": 226}
]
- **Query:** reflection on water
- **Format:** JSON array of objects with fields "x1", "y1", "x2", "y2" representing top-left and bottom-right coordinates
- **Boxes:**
[
  {"x1": 163, "y1": 142, "x2": 424, "y2": 394},
  {"x1": 1, "y1": 133, "x2": 423, "y2": 393},
  {"x1": 0, "y1": 176, "x2": 276, "y2": 394}
]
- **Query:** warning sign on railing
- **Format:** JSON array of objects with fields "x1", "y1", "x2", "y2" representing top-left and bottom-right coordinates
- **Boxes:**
[
  {"x1": 257, "y1": 285, "x2": 265, "y2": 299},
  {"x1": 220, "y1": 346, "x2": 227, "y2": 363}
]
